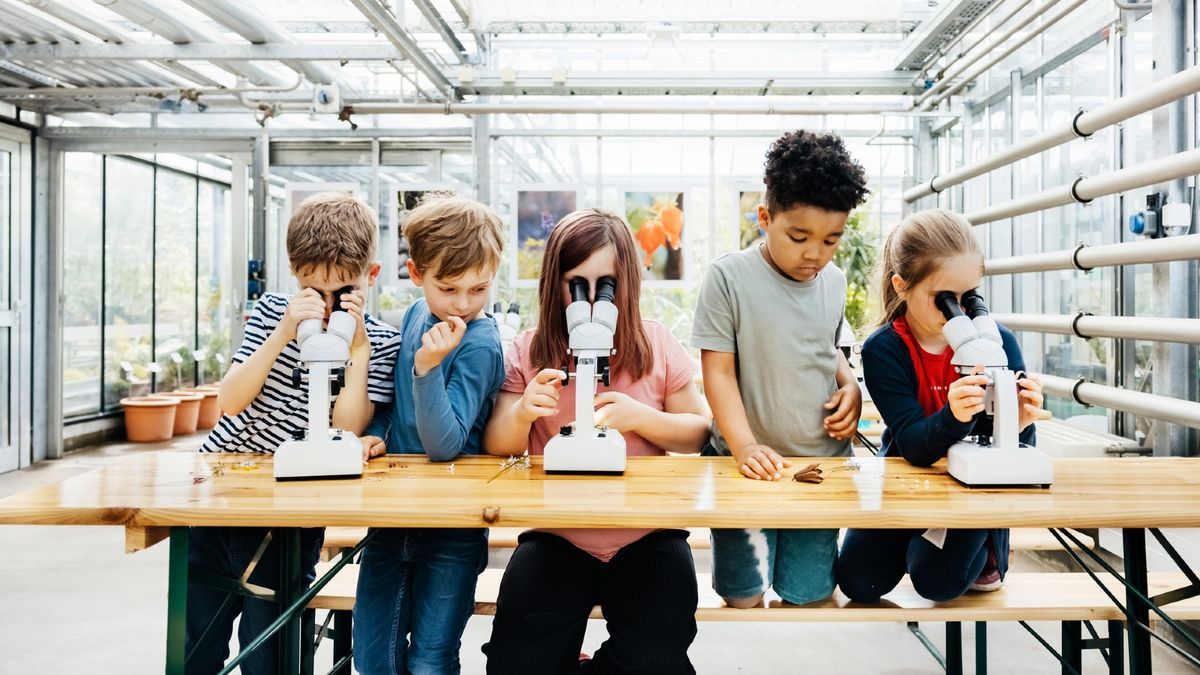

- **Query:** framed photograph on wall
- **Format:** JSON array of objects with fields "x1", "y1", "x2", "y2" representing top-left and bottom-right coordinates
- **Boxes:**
[
  {"x1": 734, "y1": 185, "x2": 766, "y2": 251},
  {"x1": 514, "y1": 186, "x2": 579, "y2": 286},
  {"x1": 622, "y1": 189, "x2": 687, "y2": 286},
  {"x1": 393, "y1": 185, "x2": 455, "y2": 283}
]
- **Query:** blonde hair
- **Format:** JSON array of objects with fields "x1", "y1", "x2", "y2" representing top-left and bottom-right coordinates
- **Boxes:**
[
  {"x1": 403, "y1": 196, "x2": 505, "y2": 279},
  {"x1": 876, "y1": 208, "x2": 983, "y2": 327},
  {"x1": 287, "y1": 192, "x2": 378, "y2": 275}
]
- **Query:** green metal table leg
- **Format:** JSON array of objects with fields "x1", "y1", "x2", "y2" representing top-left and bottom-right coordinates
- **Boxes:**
[
  {"x1": 1063, "y1": 621, "x2": 1083, "y2": 675},
  {"x1": 332, "y1": 609, "x2": 352, "y2": 675},
  {"x1": 279, "y1": 528, "x2": 302, "y2": 674},
  {"x1": 166, "y1": 527, "x2": 189, "y2": 675},
  {"x1": 946, "y1": 622, "x2": 963, "y2": 675},
  {"x1": 975, "y1": 622, "x2": 988, "y2": 675},
  {"x1": 1108, "y1": 620, "x2": 1125, "y2": 675}
]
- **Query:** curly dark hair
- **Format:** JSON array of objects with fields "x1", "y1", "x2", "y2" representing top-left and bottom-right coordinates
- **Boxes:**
[{"x1": 763, "y1": 130, "x2": 869, "y2": 215}]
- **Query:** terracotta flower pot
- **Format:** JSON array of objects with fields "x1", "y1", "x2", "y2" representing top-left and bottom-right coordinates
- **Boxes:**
[
  {"x1": 120, "y1": 396, "x2": 179, "y2": 442},
  {"x1": 150, "y1": 391, "x2": 204, "y2": 435},
  {"x1": 182, "y1": 387, "x2": 221, "y2": 429}
]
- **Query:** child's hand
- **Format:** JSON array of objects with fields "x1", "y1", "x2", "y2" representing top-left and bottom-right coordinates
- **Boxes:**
[
  {"x1": 733, "y1": 443, "x2": 791, "y2": 481},
  {"x1": 823, "y1": 381, "x2": 862, "y2": 441},
  {"x1": 360, "y1": 435, "x2": 387, "y2": 463},
  {"x1": 593, "y1": 391, "x2": 651, "y2": 433},
  {"x1": 339, "y1": 288, "x2": 370, "y2": 356},
  {"x1": 516, "y1": 369, "x2": 564, "y2": 424},
  {"x1": 1017, "y1": 373, "x2": 1052, "y2": 430},
  {"x1": 414, "y1": 315, "x2": 467, "y2": 376},
  {"x1": 948, "y1": 363, "x2": 990, "y2": 423},
  {"x1": 278, "y1": 288, "x2": 325, "y2": 342}
]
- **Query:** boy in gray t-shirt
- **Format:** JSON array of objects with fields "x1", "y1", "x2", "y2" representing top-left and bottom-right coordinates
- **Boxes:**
[{"x1": 691, "y1": 130, "x2": 868, "y2": 607}]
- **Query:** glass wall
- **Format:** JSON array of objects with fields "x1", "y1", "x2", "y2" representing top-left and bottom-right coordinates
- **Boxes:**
[{"x1": 62, "y1": 153, "x2": 234, "y2": 417}]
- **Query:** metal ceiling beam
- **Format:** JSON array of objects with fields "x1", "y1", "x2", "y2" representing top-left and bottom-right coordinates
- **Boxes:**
[
  {"x1": 410, "y1": 0, "x2": 469, "y2": 64},
  {"x1": 345, "y1": 0, "x2": 456, "y2": 96},
  {"x1": 0, "y1": 42, "x2": 400, "y2": 60},
  {"x1": 457, "y1": 71, "x2": 920, "y2": 96},
  {"x1": 892, "y1": 0, "x2": 1003, "y2": 70},
  {"x1": 18, "y1": 0, "x2": 128, "y2": 43},
  {"x1": 475, "y1": 20, "x2": 918, "y2": 34},
  {"x1": 0, "y1": 60, "x2": 59, "y2": 87},
  {"x1": 178, "y1": 0, "x2": 340, "y2": 84}
]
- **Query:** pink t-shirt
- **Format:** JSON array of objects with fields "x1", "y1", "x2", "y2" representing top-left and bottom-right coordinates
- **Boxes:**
[{"x1": 502, "y1": 320, "x2": 698, "y2": 561}]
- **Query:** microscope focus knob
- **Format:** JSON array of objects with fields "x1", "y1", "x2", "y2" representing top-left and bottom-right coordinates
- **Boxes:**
[
  {"x1": 601, "y1": 365, "x2": 611, "y2": 387},
  {"x1": 331, "y1": 367, "x2": 346, "y2": 397}
]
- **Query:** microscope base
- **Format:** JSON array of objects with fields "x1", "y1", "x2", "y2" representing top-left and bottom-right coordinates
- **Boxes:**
[
  {"x1": 274, "y1": 432, "x2": 364, "y2": 481},
  {"x1": 543, "y1": 432, "x2": 627, "y2": 474},
  {"x1": 947, "y1": 442, "x2": 1054, "y2": 488}
]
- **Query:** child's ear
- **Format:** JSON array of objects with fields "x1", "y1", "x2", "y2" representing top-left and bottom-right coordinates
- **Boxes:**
[
  {"x1": 366, "y1": 262, "x2": 382, "y2": 287},
  {"x1": 406, "y1": 259, "x2": 424, "y2": 287},
  {"x1": 757, "y1": 204, "x2": 770, "y2": 230},
  {"x1": 891, "y1": 273, "x2": 909, "y2": 299}
]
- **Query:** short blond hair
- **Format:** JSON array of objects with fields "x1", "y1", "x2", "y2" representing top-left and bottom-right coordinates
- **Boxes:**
[
  {"x1": 287, "y1": 192, "x2": 379, "y2": 276},
  {"x1": 403, "y1": 196, "x2": 505, "y2": 279}
]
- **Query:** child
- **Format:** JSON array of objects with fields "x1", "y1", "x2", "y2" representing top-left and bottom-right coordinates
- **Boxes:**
[
  {"x1": 188, "y1": 192, "x2": 401, "y2": 674},
  {"x1": 836, "y1": 208, "x2": 1047, "y2": 602},
  {"x1": 353, "y1": 196, "x2": 507, "y2": 675},
  {"x1": 481, "y1": 209, "x2": 710, "y2": 675},
  {"x1": 692, "y1": 130, "x2": 868, "y2": 608}
]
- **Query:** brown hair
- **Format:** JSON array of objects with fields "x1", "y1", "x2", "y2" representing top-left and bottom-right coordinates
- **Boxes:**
[
  {"x1": 530, "y1": 209, "x2": 654, "y2": 380},
  {"x1": 403, "y1": 196, "x2": 505, "y2": 279},
  {"x1": 876, "y1": 208, "x2": 983, "y2": 327},
  {"x1": 287, "y1": 192, "x2": 379, "y2": 275}
]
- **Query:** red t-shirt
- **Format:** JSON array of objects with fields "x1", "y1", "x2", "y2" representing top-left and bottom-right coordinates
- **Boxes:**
[{"x1": 890, "y1": 317, "x2": 959, "y2": 417}]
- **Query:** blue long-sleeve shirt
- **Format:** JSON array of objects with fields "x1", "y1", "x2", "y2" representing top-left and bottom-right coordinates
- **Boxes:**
[
  {"x1": 364, "y1": 300, "x2": 506, "y2": 462},
  {"x1": 862, "y1": 321, "x2": 1036, "y2": 467}
]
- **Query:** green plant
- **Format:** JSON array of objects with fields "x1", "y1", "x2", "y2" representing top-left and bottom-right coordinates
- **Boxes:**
[{"x1": 832, "y1": 209, "x2": 878, "y2": 336}]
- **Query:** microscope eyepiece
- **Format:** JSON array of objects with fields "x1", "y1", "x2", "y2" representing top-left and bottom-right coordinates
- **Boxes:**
[
  {"x1": 569, "y1": 277, "x2": 590, "y2": 304},
  {"x1": 935, "y1": 290, "x2": 965, "y2": 321},
  {"x1": 595, "y1": 276, "x2": 617, "y2": 304},
  {"x1": 960, "y1": 289, "x2": 989, "y2": 318}
]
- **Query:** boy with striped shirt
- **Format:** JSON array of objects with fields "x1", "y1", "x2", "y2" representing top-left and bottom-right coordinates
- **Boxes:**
[{"x1": 187, "y1": 192, "x2": 401, "y2": 674}]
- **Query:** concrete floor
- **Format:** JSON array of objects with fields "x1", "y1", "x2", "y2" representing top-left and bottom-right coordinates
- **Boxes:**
[{"x1": 1, "y1": 436, "x2": 1195, "y2": 674}]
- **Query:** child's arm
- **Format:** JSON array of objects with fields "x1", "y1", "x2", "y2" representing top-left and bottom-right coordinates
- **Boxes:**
[
  {"x1": 218, "y1": 290, "x2": 324, "y2": 416},
  {"x1": 412, "y1": 317, "x2": 502, "y2": 462},
  {"x1": 483, "y1": 370, "x2": 564, "y2": 456},
  {"x1": 822, "y1": 351, "x2": 863, "y2": 441},
  {"x1": 592, "y1": 384, "x2": 709, "y2": 454},
  {"x1": 330, "y1": 289, "x2": 374, "y2": 434},
  {"x1": 862, "y1": 337, "x2": 976, "y2": 466},
  {"x1": 701, "y1": 350, "x2": 792, "y2": 480}
]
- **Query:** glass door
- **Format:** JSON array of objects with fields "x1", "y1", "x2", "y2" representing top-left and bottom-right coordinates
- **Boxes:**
[{"x1": 0, "y1": 139, "x2": 16, "y2": 473}]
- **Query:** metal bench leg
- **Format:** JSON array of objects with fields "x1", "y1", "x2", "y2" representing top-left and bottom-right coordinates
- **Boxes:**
[
  {"x1": 1063, "y1": 621, "x2": 1083, "y2": 675},
  {"x1": 1108, "y1": 620, "x2": 1125, "y2": 675},
  {"x1": 946, "y1": 622, "x2": 963, "y2": 675},
  {"x1": 975, "y1": 622, "x2": 988, "y2": 675}
]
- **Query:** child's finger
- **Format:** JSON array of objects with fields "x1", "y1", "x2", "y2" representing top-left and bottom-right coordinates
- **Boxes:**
[
  {"x1": 739, "y1": 464, "x2": 760, "y2": 480},
  {"x1": 743, "y1": 456, "x2": 769, "y2": 480},
  {"x1": 824, "y1": 389, "x2": 842, "y2": 410},
  {"x1": 757, "y1": 452, "x2": 783, "y2": 479},
  {"x1": 1026, "y1": 404, "x2": 1053, "y2": 420},
  {"x1": 447, "y1": 315, "x2": 467, "y2": 333},
  {"x1": 534, "y1": 369, "x2": 567, "y2": 386}
]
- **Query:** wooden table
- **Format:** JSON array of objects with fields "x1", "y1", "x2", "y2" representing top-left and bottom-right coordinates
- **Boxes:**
[{"x1": 3, "y1": 452, "x2": 1199, "y2": 674}]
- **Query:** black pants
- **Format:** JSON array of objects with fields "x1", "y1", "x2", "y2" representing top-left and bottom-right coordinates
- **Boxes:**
[{"x1": 483, "y1": 529, "x2": 698, "y2": 675}]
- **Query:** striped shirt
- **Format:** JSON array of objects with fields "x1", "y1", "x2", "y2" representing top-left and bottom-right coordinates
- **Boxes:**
[{"x1": 199, "y1": 292, "x2": 402, "y2": 454}]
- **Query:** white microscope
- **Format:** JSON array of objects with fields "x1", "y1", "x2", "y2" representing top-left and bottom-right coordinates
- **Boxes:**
[
  {"x1": 543, "y1": 276, "x2": 627, "y2": 474},
  {"x1": 938, "y1": 289, "x2": 1053, "y2": 488},
  {"x1": 274, "y1": 296, "x2": 365, "y2": 481}
]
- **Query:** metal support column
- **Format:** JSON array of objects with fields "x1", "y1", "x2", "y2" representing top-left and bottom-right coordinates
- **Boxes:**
[
  {"x1": 472, "y1": 112, "x2": 490, "y2": 205},
  {"x1": 1123, "y1": 528, "x2": 1152, "y2": 674},
  {"x1": 32, "y1": 134, "x2": 61, "y2": 461}
]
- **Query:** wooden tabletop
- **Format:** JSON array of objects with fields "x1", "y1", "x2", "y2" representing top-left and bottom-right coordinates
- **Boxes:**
[{"x1": 1, "y1": 452, "x2": 1199, "y2": 530}]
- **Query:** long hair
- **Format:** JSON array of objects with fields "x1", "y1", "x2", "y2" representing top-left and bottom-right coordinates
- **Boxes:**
[
  {"x1": 876, "y1": 208, "x2": 983, "y2": 327},
  {"x1": 530, "y1": 209, "x2": 654, "y2": 380}
]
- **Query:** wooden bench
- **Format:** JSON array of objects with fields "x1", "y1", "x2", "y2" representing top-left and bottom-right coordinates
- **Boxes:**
[{"x1": 306, "y1": 564, "x2": 1200, "y2": 673}]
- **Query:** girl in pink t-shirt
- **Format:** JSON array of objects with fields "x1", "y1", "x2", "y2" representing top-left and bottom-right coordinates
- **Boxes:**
[{"x1": 481, "y1": 209, "x2": 709, "y2": 675}]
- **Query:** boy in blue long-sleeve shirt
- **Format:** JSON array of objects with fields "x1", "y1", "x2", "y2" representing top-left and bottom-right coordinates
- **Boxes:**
[{"x1": 353, "y1": 196, "x2": 507, "y2": 675}]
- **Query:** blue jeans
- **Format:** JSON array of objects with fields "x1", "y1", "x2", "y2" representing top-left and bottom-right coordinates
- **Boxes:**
[
  {"x1": 836, "y1": 528, "x2": 993, "y2": 603},
  {"x1": 353, "y1": 528, "x2": 488, "y2": 675},
  {"x1": 185, "y1": 526, "x2": 325, "y2": 675}
]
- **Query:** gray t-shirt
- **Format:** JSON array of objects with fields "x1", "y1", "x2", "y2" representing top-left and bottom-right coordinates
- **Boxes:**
[{"x1": 691, "y1": 245, "x2": 850, "y2": 458}]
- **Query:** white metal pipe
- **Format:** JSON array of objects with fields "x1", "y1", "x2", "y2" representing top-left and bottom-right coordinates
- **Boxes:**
[
  {"x1": 178, "y1": 0, "x2": 338, "y2": 84},
  {"x1": 913, "y1": 0, "x2": 1061, "y2": 107},
  {"x1": 0, "y1": 75, "x2": 303, "y2": 98},
  {"x1": 966, "y1": 147, "x2": 1200, "y2": 225},
  {"x1": 92, "y1": 0, "x2": 289, "y2": 87},
  {"x1": 907, "y1": 64, "x2": 1200, "y2": 202},
  {"x1": 986, "y1": 234, "x2": 1200, "y2": 274},
  {"x1": 1039, "y1": 373, "x2": 1200, "y2": 430},
  {"x1": 922, "y1": 0, "x2": 1088, "y2": 110},
  {"x1": 339, "y1": 100, "x2": 906, "y2": 116},
  {"x1": 992, "y1": 313, "x2": 1200, "y2": 343},
  {"x1": 19, "y1": 0, "x2": 128, "y2": 43}
]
